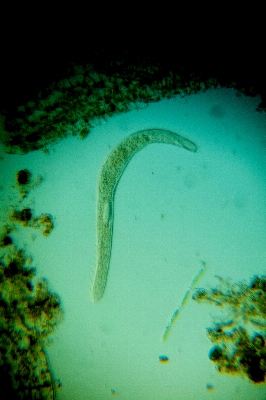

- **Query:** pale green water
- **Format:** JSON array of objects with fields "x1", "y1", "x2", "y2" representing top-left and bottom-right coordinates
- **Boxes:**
[{"x1": 1, "y1": 88, "x2": 266, "y2": 399}]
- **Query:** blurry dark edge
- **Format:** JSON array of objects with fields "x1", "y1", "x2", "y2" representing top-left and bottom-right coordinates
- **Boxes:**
[{"x1": 0, "y1": 40, "x2": 265, "y2": 154}]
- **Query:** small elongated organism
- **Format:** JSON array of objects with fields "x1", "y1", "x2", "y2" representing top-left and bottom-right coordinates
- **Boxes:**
[
  {"x1": 162, "y1": 261, "x2": 207, "y2": 341},
  {"x1": 91, "y1": 128, "x2": 197, "y2": 302}
]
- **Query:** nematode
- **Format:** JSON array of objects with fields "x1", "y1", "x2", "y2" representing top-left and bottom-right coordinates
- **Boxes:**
[{"x1": 91, "y1": 129, "x2": 197, "y2": 302}]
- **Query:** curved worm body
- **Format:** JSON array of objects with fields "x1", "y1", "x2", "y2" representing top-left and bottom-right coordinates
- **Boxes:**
[{"x1": 91, "y1": 128, "x2": 197, "y2": 302}]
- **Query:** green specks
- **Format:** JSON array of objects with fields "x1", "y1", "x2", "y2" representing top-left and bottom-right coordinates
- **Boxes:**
[{"x1": 159, "y1": 355, "x2": 169, "y2": 363}]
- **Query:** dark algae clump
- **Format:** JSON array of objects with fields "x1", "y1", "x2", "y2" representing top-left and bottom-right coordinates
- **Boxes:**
[
  {"x1": 14, "y1": 169, "x2": 43, "y2": 200},
  {"x1": 11, "y1": 208, "x2": 32, "y2": 223},
  {"x1": 0, "y1": 236, "x2": 12, "y2": 247},
  {"x1": 16, "y1": 169, "x2": 32, "y2": 185},
  {"x1": 10, "y1": 207, "x2": 54, "y2": 236},
  {"x1": 209, "y1": 346, "x2": 224, "y2": 361},
  {"x1": 193, "y1": 275, "x2": 266, "y2": 384}
]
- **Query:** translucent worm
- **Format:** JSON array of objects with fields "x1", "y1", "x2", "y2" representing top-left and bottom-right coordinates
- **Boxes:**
[{"x1": 91, "y1": 128, "x2": 197, "y2": 302}]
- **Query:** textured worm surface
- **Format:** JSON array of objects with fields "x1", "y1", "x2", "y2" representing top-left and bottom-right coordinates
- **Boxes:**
[{"x1": 91, "y1": 129, "x2": 197, "y2": 302}]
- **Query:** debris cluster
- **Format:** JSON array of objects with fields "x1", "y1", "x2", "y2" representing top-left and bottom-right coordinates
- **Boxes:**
[
  {"x1": 0, "y1": 170, "x2": 62, "y2": 399},
  {"x1": 1, "y1": 56, "x2": 264, "y2": 154},
  {"x1": 193, "y1": 275, "x2": 266, "y2": 383}
]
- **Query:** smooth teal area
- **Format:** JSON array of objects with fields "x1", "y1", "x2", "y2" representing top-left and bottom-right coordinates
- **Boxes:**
[{"x1": 1, "y1": 88, "x2": 266, "y2": 399}]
